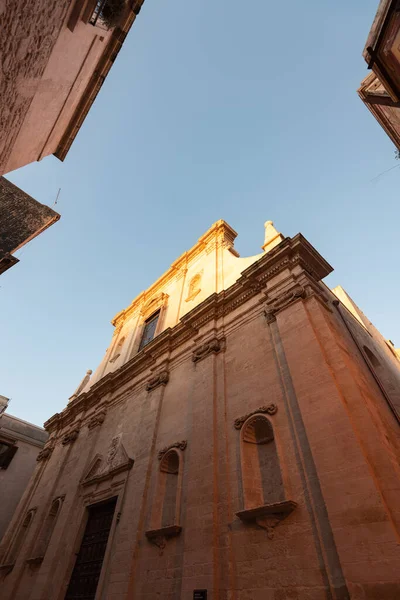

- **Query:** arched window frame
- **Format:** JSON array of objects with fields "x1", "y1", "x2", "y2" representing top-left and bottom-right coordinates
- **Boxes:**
[
  {"x1": 5, "y1": 508, "x2": 36, "y2": 567},
  {"x1": 29, "y1": 496, "x2": 65, "y2": 563},
  {"x1": 135, "y1": 293, "x2": 169, "y2": 354}
]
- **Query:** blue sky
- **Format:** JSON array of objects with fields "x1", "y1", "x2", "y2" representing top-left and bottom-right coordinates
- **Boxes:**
[{"x1": 3, "y1": 0, "x2": 399, "y2": 427}]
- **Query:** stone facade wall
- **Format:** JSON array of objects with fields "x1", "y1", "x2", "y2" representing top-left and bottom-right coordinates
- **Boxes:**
[
  {"x1": 0, "y1": 0, "x2": 73, "y2": 174},
  {"x1": 1, "y1": 230, "x2": 400, "y2": 600},
  {"x1": 0, "y1": 414, "x2": 48, "y2": 541}
]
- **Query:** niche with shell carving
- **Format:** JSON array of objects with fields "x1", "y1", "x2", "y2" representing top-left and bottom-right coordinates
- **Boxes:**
[
  {"x1": 236, "y1": 413, "x2": 297, "y2": 538},
  {"x1": 146, "y1": 448, "x2": 184, "y2": 550}
]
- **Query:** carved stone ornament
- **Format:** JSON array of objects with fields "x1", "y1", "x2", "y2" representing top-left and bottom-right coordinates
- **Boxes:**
[
  {"x1": 145, "y1": 525, "x2": 182, "y2": 555},
  {"x1": 87, "y1": 411, "x2": 106, "y2": 430},
  {"x1": 36, "y1": 445, "x2": 54, "y2": 462},
  {"x1": 192, "y1": 337, "x2": 223, "y2": 363},
  {"x1": 234, "y1": 404, "x2": 278, "y2": 430},
  {"x1": 61, "y1": 428, "x2": 80, "y2": 445},
  {"x1": 146, "y1": 371, "x2": 169, "y2": 392},
  {"x1": 264, "y1": 285, "x2": 307, "y2": 323},
  {"x1": 81, "y1": 435, "x2": 134, "y2": 486},
  {"x1": 158, "y1": 440, "x2": 187, "y2": 460},
  {"x1": 236, "y1": 500, "x2": 297, "y2": 539}
]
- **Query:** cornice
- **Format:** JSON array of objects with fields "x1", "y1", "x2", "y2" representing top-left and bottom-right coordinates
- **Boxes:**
[
  {"x1": 111, "y1": 220, "x2": 238, "y2": 328},
  {"x1": 44, "y1": 234, "x2": 333, "y2": 434}
]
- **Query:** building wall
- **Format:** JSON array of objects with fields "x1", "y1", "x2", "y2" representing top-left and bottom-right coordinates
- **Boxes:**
[
  {"x1": 0, "y1": 414, "x2": 48, "y2": 541},
  {"x1": 1, "y1": 0, "x2": 114, "y2": 175},
  {"x1": 1, "y1": 225, "x2": 399, "y2": 600},
  {"x1": 0, "y1": 0, "x2": 72, "y2": 174}
]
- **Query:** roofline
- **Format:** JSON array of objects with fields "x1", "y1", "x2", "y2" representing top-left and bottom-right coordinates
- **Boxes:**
[
  {"x1": 111, "y1": 220, "x2": 239, "y2": 327},
  {"x1": 54, "y1": 0, "x2": 145, "y2": 162}
]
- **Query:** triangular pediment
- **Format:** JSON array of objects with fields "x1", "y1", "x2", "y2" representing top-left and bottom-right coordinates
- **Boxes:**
[{"x1": 81, "y1": 435, "x2": 134, "y2": 486}]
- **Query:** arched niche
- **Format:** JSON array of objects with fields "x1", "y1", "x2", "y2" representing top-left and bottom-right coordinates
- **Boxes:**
[
  {"x1": 30, "y1": 497, "x2": 64, "y2": 562},
  {"x1": 7, "y1": 508, "x2": 36, "y2": 565},
  {"x1": 235, "y1": 411, "x2": 297, "y2": 538},
  {"x1": 240, "y1": 415, "x2": 284, "y2": 509},
  {"x1": 146, "y1": 446, "x2": 185, "y2": 551}
]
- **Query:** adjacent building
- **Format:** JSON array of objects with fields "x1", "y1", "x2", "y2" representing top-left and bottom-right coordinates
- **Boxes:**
[
  {"x1": 0, "y1": 177, "x2": 60, "y2": 275},
  {"x1": 1, "y1": 219, "x2": 400, "y2": 599},
  {"x1": 359, "y1": 0, "x2": 400, "y2": 149},
  {"x1": 0, "y1": 0, "x2": 145, "y2": 176},
  {"x1": 0, "y1": 398, "x2": 48, "y2": 542}
]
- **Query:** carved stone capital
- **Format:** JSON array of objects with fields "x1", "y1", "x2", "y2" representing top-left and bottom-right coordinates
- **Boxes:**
[
  {"x1": 61, "y1": 428, "x2": 79, "y2": 446},
  {"x1": 192, "y1": 337, "x2": 224, "y2": 363},
  {"x1": 158, "y1": 440, "x2": 187, "y2": 460},
  {"x1": 234, "y1": 404, "x2": 278, "y2": 430},
  {"x1": 146, "y1": 370, "x2": 169, "y2": 392},
  {"x1": 36, "y1": 445, "x2": 54, "y2": 462},
  {"x1": 87, "y1": 411, "x2": 106, "y2": 430}
]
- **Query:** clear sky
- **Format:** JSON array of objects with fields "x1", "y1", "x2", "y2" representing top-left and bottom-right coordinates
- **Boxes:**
[{"x1": 2, "y1": 0, "x2": 399, "y2": 427}]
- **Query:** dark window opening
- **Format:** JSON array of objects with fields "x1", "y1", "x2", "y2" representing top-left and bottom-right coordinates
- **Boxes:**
[
  {"x1": 139, "y1": 310, "x2": 160, "y2": 351},
  {"x1": 0, "y1": 442, "x2": 17, "y2": 469}
]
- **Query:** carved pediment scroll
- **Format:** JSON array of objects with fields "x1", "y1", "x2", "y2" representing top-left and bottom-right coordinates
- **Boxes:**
[
  {"x1": 81, "y1": 435, "x2": 134, "y2": 486},
  {"x1": 158, "y1": 440, "x2": 187, "y2": 460},
  {"x1": 234, "y1": 404, "x2": 278, "y2": 430}
]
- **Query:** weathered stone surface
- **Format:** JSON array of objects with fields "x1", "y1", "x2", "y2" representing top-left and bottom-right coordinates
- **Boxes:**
[
  {"x1": 1, "y1": 220, "x2": 400, "y2": 599},
  {"x1": 0, "y1": 176, "x2": 60, "y2": 261},
  {"x1": 0, "y1": 0, "x2": 72, "y2": 173}
]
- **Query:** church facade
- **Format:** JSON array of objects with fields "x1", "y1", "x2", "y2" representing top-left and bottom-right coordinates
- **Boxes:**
[{"x1": 1, "y1": 220, "x2": 400, "y2": 600}]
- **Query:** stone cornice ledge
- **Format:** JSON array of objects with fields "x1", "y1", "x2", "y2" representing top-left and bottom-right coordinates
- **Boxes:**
[{"x1": 45, "y1": 235, "x2": 332, "y2": 434}]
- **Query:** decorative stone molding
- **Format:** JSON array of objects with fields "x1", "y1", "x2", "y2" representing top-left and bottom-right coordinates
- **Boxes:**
[
  {"x1": 192, "y1": 337, "x2": 224, "y2": 363},
  {"x1": 158, "y1": 440, "x2": 187, "y2": 460},
  {"x1": 44, "y1": 234, "x2": 332, "y2": 436},
  {"x1": 81, "y1": 435, "x2": 134, "y2": 486},
  {"x1": 87, "y1": 411, "x2": 106, "y2": 430},
  {"x1": 185, "y1": 272, "x2": 203, "y2": 303},
  {"x1": 61, "y1": 428, "x2": 79, "y2": 446},
  {"x1": 236, "y1": 500, "x2": 297, "y2": 539},
  {"x1": 36, "y1": 445, "x2": 54, "y2": 462},
  {"x1": 234, "y1": 404, "x2": 278, "y2": 430},
  {"x1": 145, "y1": 525, "x2": 182, "y2": 554},
  {"x1": 264, "y1": 285, "x2": 307, "y2": 323},
  {"x1": 146, "y1": 371, "x2": 169, "y2": 392}
]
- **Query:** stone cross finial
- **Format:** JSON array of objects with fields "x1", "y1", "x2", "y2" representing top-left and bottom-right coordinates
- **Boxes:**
[
  {"x1": 69, "y1": 370, "x2": 92, "y2": 402},
  {"x1": 262, "y1": 220, "x2": 284, "y2": 253}
]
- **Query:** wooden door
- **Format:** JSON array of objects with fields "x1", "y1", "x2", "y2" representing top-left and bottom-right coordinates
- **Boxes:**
[{"x1": 65, "y1": 497, "x2": 117, "y2": 600}]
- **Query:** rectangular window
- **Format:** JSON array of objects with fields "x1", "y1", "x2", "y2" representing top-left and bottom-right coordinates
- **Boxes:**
[
  {"x1": 138, "y1": 310, "x2": 160, "y2": 351},
  {"x1": 0, "y1": 441, "x2": 18, "y2": 469}
]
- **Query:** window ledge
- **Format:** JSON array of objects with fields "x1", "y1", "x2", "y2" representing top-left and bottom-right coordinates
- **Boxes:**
[
  {"x1": 145, "y1": 525, "x2": 182, "y2": 552},
  {"x1": 236, "y1": 500, "x2": 297, "y2": 539}
]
